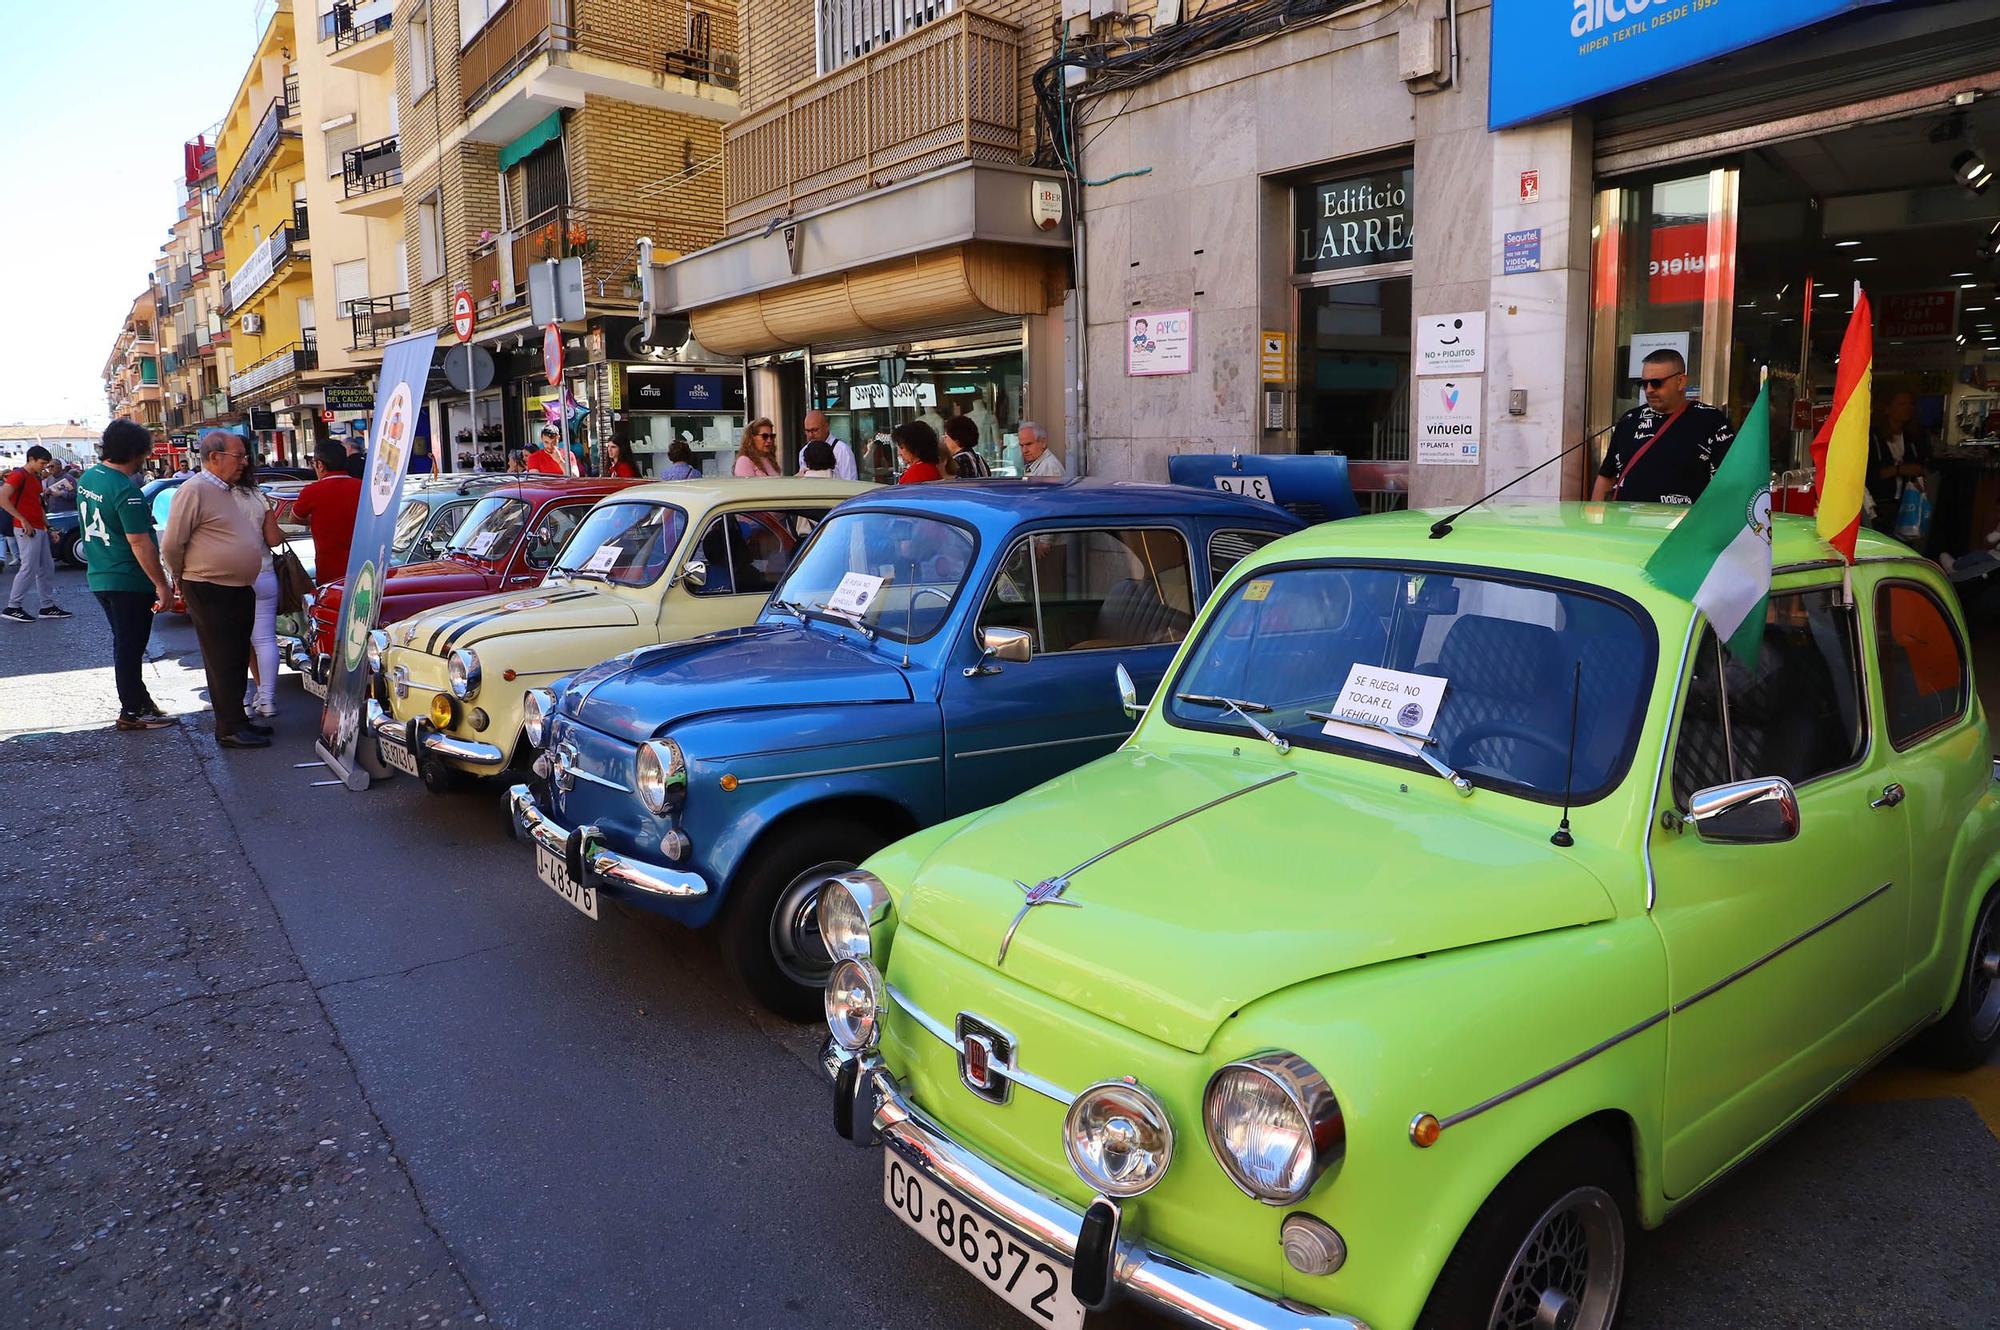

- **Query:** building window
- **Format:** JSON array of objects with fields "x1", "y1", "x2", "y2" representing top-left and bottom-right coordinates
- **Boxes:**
[
  {"x1": 418, "y1": 196, "x2": 443, "y2": 283},
  {"x1": 325, "y1": 121, "x2": 359, "y2": 178},
  {"x1": 333, "y1": 258, "x2": 370, "y2": 318},
  {"x1": 408, "y1": 5, "x2": 434, "y2": 94},
  {"x1": 816, "y1": 0, "x2": 954, "y2": 75},
  {"x1": 457, "y1": 0, "x2": 504, "y2": 48},
  {"x1": 522, "y1": 140, "x2": 566, "y2": 219}
]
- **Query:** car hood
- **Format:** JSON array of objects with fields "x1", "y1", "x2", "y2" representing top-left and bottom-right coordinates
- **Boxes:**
[
  {"x1": 560, "y1": 623, "x2": 912, "y2": 744},
  {"x1": 391, "y1": 585, "x2": 639, "y2": 655},
  {"x1": 897, "y1": 747, "x2": 1618, "y2": 1053},
  {"x1": 378, "y1": 558, "x2": 500, "y2": 598}
]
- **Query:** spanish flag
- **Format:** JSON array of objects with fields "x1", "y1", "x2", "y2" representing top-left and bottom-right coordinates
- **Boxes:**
[{"x1": 1811, "y1": 287, "x2": 1873, "y2": 562}]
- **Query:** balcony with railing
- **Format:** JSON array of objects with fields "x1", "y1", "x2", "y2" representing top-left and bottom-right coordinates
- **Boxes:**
[
  {"x1": 292, "y1": 201, "x2": 311, "y2": 243},
  {"x1": 201, "y1": 223, "x2": 224, "y2": 259},
  {"x1": 348, "y1": 293, "x2": 410, "y2": 351},
  {"x1": 460, "y1": 0, "x2": 738, "y2": 140},
  {"x1": 320, "y1": 0, "x2": 395, "y2": 71},
  {"x1": 341, "y1": 135, "x2": 403, "y2": 216},
  {"x1": 226, "y1": 224, "x2": 298, "y2": 312},
  {"x1": 229, "y1": 338, "x2": 317, "y2": 402},
  {"x1": 467, "y1": 204, "x2": 662, "y2": 321},
  {"x1": 216, "y1": 95, "x2": 300, "y2": 223},
  {"x1": 722, "y1": 10, "x2": 1020, "y2": 236},
  {"x1": 201, "y1": 391, "x2": 230, "y2": 419}
]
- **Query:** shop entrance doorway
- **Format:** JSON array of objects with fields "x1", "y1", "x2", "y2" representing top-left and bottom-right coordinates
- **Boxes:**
[{"x1": 1592, "y1": 100, "x2": 2000, "y2": 571}]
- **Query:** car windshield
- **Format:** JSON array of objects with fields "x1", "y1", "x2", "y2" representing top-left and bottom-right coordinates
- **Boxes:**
[
  {"x1": 769, "y1": 510, "x2": 975, "y2": 643},
  {"x1": 1165, "y1": 565, "x2": 1654, "y2": 801},
  {"x1": 445, "y1": 496, "x2": 531, "y2": 562},
  {"x1": 550, "y1": 501, "x2": 687, "y2": 586}
]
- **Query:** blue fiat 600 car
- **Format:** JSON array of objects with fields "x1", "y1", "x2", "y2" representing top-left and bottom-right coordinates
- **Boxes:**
[{"x1": 509, "y1": 480, "x2": 1303, "y2": 1016}]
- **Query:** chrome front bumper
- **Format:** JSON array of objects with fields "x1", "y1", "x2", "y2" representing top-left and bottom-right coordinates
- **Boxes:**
[
  {"x1": 365, "y1": 697, "x2": 508, "y2": 767},
  {"x1": 836, "y1": 1054, "x2": 1370, "y2": 1330},
  {"x1": 278, "y1": 634, "x2": 313, "y2": 674},
  {"x1": 507, "y1": 783, "x2": 710, "y2": 901}
]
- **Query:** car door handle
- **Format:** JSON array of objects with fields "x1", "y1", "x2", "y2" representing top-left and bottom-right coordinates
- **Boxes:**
[{"x1": 1871, "y1": 783, "x2": 1906, "y2": 810}]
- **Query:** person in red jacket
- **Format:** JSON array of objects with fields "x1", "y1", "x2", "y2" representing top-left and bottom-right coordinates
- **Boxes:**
[
  {"x1": 292, "y1": 440, "x2": 363, "y2": 584},
  {"x1": 892, "y1": 421, "x2": 943, "y2": 484},
  {"x1": 525, "y1": 426, "x2": 571, "y2": 475}
]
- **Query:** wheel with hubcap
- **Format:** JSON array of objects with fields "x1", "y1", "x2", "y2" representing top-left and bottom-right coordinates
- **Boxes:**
[
  {"x1": 1419, "y1": 1129, "x2": 1628, "y2": 1330},
  {"x1": 720, "y1": 816, "x2": 889, "y2": 1020},
  {"x1": 1917, "y1": 884, "x2": 2000, "y2": 1070}
]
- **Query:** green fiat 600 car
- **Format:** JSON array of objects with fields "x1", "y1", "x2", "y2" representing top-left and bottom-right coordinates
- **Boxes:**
[{"x1": 816, "y1": 504, "x2": 2000, "y2": 1330}]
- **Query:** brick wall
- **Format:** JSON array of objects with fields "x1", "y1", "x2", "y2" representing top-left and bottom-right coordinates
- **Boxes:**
[
  {"x1": 575, "y1": 0, "x2": 740, "y2": 73},
  {"x1": 569, "y1": 98, "x2": 727, "y2": 259}
]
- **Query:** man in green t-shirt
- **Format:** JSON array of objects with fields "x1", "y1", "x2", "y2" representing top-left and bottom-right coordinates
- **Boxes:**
[{"x1": 77, "y1": 420, "x2": 175, "y2": 730}]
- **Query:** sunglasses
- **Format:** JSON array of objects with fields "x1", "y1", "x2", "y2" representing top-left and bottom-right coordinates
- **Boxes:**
[
  {"x1": 755, "y1": 431, "x2": 776, "y2": 439},
  {"x1": 1636, "y1": 374, "x2": 1684, "y2": 389}
]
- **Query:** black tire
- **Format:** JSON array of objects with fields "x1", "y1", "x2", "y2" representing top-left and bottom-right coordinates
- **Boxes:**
[
  {"x1": 1915, "y1": 885, "x2": 2000, "y2": 1071},
  {"x1": 57, "y1": 534, "x2": 84, "y2": 568},
  {"x1": 719, "y1": 816, "x2": 889, "y2": 1021},
  {"x1": 1417, "y1": 1125, "x2": 1631, "y2": 1330}
]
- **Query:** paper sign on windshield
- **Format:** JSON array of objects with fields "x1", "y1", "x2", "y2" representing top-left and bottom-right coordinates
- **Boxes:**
[
  {"x1": 467, "y1": 531, "x2": 499, "y2": 556},
  {"x1": 825, "y1": 571, "x2": 885, "y2": 618},
  {"x1": 1321, "y1": 664, "x2": 1447, "y2": 754},
  {"x1": 582, "y1": 545, "x2": 621, "y2": 573}
]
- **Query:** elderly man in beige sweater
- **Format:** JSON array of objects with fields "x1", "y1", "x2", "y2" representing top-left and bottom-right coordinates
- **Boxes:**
[{"x1": 161, "y1": 431, "x2": 279, "y2": 749}]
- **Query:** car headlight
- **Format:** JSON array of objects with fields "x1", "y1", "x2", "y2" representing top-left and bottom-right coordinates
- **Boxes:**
[
  {"x1": 1064, "y1": 1080, "x2": 1174, "y2": 1198},
  {"x1": 302, "y1": 591, "x2": 317, "y2": 619},
  {"x1": 365, "y1": 629, "x2": 388, "y2": 674},
  {"x1": 447, "y1": 648, "x2": 481, "y2": 700},
  {"x1": 817, "y1": 870, "x2": 893, "y2": 963},
  {"x1": 523, "y1": 688, "x2": 557, "y2": 748},
  {"x1": 824, "y1": 957, "x2": 883, "y2": 1052},
  {"x1": 634, "y1": 738, "x2": 687, "y2": 815},
  {"x1": 1203, "y1": 1052, "x2": 1344, "y2": 1204}
]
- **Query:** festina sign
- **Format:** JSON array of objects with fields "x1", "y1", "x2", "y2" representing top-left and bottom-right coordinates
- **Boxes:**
[{"x1": 1295, "y1": 168, "x2": 1414, "y2": 274}]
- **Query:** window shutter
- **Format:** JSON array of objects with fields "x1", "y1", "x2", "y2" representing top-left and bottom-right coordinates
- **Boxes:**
[{"x1": 326, "y1": 122, "x2": 359, "y2": 178}]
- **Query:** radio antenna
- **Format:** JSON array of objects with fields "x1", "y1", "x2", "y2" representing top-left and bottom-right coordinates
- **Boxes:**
[
  {"x1": 1428, "y1": 421, "x2": 1618, "y2": 539},
  {"x1": 1551, "y1": 659, "x2": 1582, "y2": 848}
]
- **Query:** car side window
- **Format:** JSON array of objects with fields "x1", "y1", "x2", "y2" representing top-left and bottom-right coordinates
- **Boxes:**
[
  {"x1": 1875, "y1": 581, "x2": 1968, "y2": 749},
  {"x1": 525, "y1": 503, "x2": 585, "y2": 568},
  {"x1": 690, "y1": 509, "x2": 825, "y2": 596},
  {"x1": 978, "y1": 527, "x2": 1195, "y2": 654},
  {"x1": 427, "y1": 501, "x2": 471, "y2": 552},
  {"x1": 1670, "y1": 588, "x2": 1865, "y2": 806},
  {"x1": 1209, "y1": 529, "x2": 1283, "y2": 584}
]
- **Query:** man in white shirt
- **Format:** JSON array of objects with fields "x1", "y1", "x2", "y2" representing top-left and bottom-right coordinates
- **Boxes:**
[
  {"x1": 802, "y1": 410, "x2": 856, "y2": 481},
  {"x1": 1020, "y1": 421, "x2": 1064, "y2": 479}
]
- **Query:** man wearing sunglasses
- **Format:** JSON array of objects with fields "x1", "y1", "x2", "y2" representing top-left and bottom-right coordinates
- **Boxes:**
[{"x1": 1591, "y1": 348, "x2": 1734, "y2": 505}]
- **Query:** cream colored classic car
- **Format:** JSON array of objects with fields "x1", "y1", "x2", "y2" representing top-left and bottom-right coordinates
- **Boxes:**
[{"x1": 365, "y1": 477, "x2": 872, "y2": 790}]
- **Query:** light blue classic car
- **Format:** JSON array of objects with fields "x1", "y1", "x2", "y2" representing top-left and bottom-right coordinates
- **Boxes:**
[{"x1": 509, "y1": 480, "x2": 1304, "y2": 1016}]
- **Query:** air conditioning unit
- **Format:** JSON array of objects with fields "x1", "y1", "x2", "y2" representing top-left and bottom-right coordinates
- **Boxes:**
[
  {"x1": 713, "y1": 53, "x2": 739, "y2": 87},
  {"x1": 241, "y1": 313, "x2": 264, "y2": 334}
]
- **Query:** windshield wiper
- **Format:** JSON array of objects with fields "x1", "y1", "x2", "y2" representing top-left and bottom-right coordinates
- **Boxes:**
[
  {"x1": 1306, "y1": 709, "x2": 1472, "y2": 796},
  {"x1": 805, "y1": 600, "x2": 877, "y2": 640},
  {"x1": 1177, "y1": 693, "x2": 1290, "y2": 755},
  {"x1": 766, "y1": 596, "x2": 809, "y2": 623}
]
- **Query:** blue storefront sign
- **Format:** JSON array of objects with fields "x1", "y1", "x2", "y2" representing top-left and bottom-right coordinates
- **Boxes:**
[
  {"x1": 1490, "y1": 0, "x2": 1887, "y2": 130},
  {"x1": 1503, "y1": 228, "x2": 1542, "y2": 275}
]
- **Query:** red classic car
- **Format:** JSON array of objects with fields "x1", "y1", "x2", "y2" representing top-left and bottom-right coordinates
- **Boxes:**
[{"x1": 284, "y1": 476, "x2": 641, "y2": 695}]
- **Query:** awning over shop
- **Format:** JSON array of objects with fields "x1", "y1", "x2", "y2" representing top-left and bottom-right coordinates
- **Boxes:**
[
  {"x1": 497, "y1": 111, "x2": 563, "y2": 173},
  {"x1": 691, "y1": 242, "x2": 1067, "y2": 355}
]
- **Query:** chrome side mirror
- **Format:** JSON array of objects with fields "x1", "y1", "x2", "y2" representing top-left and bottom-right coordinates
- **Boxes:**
[
  {"x1": 1116, "y1": 663, "x2": 1142, "y2": 720},
  {"x1": 982, "y1": 626, "x2": 1032, "y2": 663},
  {"x1": 1687, "y1": 776, "x2": 1799, "y2": 845},
  {"x1": 676, "y1": 558, "x2": 708, "y2": 590},
  {"x1": 963, "y1": 625, "x2": 1032, "y2": 678}
]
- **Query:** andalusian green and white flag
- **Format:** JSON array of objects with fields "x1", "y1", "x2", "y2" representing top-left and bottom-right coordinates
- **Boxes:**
[{"x1": 1644, "y1": 381, "x2": 1773, "y2": 665}]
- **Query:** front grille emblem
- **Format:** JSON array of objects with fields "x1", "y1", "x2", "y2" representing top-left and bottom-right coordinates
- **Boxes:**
[
  {"x1": 551, "y1": 741, "x2": 580, "y2": 794},
  {"x1": 956, "y1": 1015, "x2": 1013, "y2": 1105},
  {"x1": 997, "y1": 875, "x2": 1081, "y2": 965}
]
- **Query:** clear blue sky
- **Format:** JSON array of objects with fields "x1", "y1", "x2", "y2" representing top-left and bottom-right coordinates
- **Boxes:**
[{"x1": 0, "y1": 0, "x2": 269, "y2": 426}]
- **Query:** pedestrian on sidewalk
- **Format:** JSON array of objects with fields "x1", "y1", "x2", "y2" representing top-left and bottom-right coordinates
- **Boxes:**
[
  {"x1": 942, "y1": 415, "x2": 992, "y2": 480},
  {"x1": 236, "y1": 455, "x2": 281, "y2": 720},
  {"x1": 1, "y1": 445, "x2": 71, "y2": 624},
  {"x1": 160, "y1": 431, "x2": 280, "y2": 750},
  {"x1": 293, "y1": 439, "x2": 361, "y2": 584},
  {"x1": 77, "y1": 420, "x2": 174, "y2": 730}
]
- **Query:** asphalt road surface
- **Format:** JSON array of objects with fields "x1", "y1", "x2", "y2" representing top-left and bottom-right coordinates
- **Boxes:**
[{"x1": 4, "y1": 562, "x2": 1997, "y2": 1329}]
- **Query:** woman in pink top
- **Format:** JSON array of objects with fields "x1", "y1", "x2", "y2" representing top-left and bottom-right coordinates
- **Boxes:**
[{"x1": 733, "y1": 418, "x2": 781, "y2": 477}]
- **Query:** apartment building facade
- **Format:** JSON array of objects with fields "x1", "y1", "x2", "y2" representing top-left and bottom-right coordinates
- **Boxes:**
[
  {"x1": 650, "y1": 0, "x2": 1074, "y2": 479},
  {"x1": 217, "y1": 2, "x2": 318, "y2": 465},
  {"x1": 102, "y1": 288, "x2": 164, "y2": 431},
  {"x1": 153, "y1": 136, "x2": 241, "y2": 463},
  {"x1": 299, "y1": 0, "x2": 411, "y2": 448},
  {"x1": 394, "y1": 0, "x2": 741, "y2": 472}
]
